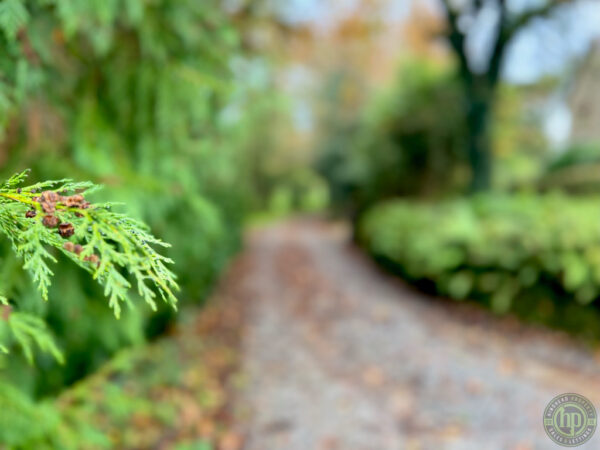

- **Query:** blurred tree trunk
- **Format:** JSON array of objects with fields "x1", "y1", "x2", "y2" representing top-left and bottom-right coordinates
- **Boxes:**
[
  {"x1": 466, "y1": 86, "x2": 493, "y2": 191},
  {"x1": 440, "y1": 0, "x2": 572, "y2": 192}
]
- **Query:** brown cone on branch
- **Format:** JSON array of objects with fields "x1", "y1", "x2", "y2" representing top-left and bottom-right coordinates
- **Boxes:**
[
  {"x1": 42, "y1": 215, "x2": 60, "y2": 228},
  {"x1": 58, "y1": 222, "x2": 75, "y2": 238}
]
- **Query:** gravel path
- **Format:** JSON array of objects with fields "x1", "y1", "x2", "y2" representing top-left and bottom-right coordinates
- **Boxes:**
[{"x1": 234, "y1": 220, "x2": 600, "y2": 450}]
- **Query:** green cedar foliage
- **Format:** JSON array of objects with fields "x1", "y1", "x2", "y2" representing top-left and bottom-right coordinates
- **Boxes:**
[
  {"x1": 0, "y1": 169, "x2": 177, "y2": 363},
  {"x1": 0, "y1": 0, "x2": 253, "y2": 399},
  {"x1": 0, "y1": 0, "x2": 280, "y2": 445},
  {"x1": 0, "y1": 170, "x2": 179, "y2": 449}
]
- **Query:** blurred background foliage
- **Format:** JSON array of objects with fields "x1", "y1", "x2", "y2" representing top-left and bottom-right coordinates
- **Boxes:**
[
  {"x1": 359, "y1": 194, "x2": 600, "y2": 341},
  {"x1": 311, "y1": 0, "x2": 600, "y2": 352},
  {"x1": 307, "y1": 0, "x2": 600, "y2": 348},
  {"x1": 0, "y1": 0, "x2": 240, "y2": 393},
  {"x1": 317, "y1": 59, "x2": 468, "y2": 216},
  {"x1": 2, "y1": 0, "x2": 600, "y2": 447},
  {"x1": 316, "y1": 58, "x2": 550, "y2": 216},
  {"x1": 0, "y1": 0, "x2": 304, "y2": 446}
]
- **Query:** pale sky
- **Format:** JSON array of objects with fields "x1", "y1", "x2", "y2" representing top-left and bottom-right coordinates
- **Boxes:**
[
  {"x1": 275, "y1": 0, "x2": 600, "y2": 84},
  {"x1": 255, "y1": 0, "x2": 600, "y2": 141}
]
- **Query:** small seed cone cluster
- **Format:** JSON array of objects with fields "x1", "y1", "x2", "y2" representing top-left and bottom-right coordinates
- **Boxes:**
[
  {"x1": 27, "y1": 190, "x2": 90, "y2": 235},
  {"x1": 25, "y1": 190, "x2": 99, "y2": 266},
  {"x1": 63, "y1": 242, "x2": 99, "y2": 265}
]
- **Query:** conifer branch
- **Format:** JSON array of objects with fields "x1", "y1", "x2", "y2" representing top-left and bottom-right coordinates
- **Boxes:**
[{"x1": 0, "y1": 170, "x2": 179, "y2": 362}]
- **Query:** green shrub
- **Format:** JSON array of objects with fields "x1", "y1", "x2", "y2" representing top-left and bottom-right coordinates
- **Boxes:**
[
  {"x1": 316, "y1": 61, "x2": 550, "y2": 216},
  {"x1": 540, "y1": 143, "x2": 600, "y2": 193},
  {"x1": 359, "y1": 194, "x2": 600, "y2": 340},
  {"x1": 316, "y1": 60, "x2": 468, "y2": 215}
]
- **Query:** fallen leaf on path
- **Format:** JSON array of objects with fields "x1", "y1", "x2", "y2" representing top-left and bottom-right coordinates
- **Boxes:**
[{"x1": 362, "y1": 366, "x2": 386, "y2": 387}]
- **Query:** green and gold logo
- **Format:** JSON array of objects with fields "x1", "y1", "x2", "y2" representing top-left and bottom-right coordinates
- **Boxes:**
[{"x1": 544, "y1": 393, "x2": 597, "y2": 447}]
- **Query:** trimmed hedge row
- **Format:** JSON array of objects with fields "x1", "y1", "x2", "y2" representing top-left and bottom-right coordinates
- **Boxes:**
[{"x1": 358, "y1": 194, "x2": 600, "y2": 340}]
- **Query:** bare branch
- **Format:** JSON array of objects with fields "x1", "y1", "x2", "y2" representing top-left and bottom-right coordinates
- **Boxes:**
[
  {"x1": 504, "y1": 0, "x2": 576, "y2": 40},
  {"x1": 440, "y1": 0, "x2": 473, "y2": 83},
  {"x1": 488, "y1": 0, "x2": 509, "y2": 86},
  {"x1": 488, "y1": 0, "x2": 576, "y2": 87}
]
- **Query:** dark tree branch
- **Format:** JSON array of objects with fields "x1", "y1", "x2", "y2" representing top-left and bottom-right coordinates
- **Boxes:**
[
  {"x1": 487, "y1": 0, "x2": 509, "y2": 87},
  {"x1": 438, "y1": 0, "x2": 578, "y2": 192},
  {"x1": 488, "y1": 0, "x2": 575, "y2": 88},
  {"x1": 504, "y1": 0, "x2": 575, "y2": 42},
  {"x1": 439, "y1": 0, "x2": 473, "y2": 83}
]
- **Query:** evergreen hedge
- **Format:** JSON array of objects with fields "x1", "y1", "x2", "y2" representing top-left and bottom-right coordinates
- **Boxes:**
[{"x1": 359, "y1": 194, "x2": 600, "y2": 340}]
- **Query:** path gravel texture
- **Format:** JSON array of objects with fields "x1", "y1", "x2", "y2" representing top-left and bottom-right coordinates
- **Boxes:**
[{"x1": 233, "y1": 220, "x2": 600, "y2": 450}]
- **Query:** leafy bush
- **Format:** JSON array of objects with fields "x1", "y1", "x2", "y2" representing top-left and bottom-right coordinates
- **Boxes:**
[
  {"x1": 316, "y1": 60, "x2": 468, "y2": 215},
  {"x1": 540, "y1": 143, "x2": 600, "y2": 192},
  {"x1": 359, "y1": 194, "x2": 600, "y2": 340},
  {"x1": 316, "y1": 60, "x2": 550, "y2": 216}
]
